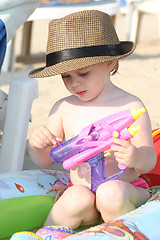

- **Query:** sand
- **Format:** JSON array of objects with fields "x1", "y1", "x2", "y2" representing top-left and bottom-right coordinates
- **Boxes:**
[{"x1": 0, "y1": 12, "x2": 160, "y2": 171}]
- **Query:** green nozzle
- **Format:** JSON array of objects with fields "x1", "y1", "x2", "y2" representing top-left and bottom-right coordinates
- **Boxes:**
[
  {"x1": 131, "y1": 107, "x2": 146, "y2": 120},
  {"x1": 128, "y1": 126, "x2": 141, "y2": 136}
]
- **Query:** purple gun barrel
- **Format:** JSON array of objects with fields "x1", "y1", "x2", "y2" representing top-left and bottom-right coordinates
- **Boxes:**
[{"x1": 50, "y1": 135, "x2": 90, "y2": 163}]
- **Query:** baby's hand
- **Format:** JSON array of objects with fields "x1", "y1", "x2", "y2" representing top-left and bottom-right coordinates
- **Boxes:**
[
  {"x1": 110, "y1": 138, "x2": 139, "y2": 169},
  {"x1": 29, "y1": 125, "x2": 61, "y2": 149}
]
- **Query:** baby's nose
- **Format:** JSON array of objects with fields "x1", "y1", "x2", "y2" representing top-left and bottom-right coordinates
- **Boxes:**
[{"x1": 72, "y1": 79, "x2": 81, "y2": 88}]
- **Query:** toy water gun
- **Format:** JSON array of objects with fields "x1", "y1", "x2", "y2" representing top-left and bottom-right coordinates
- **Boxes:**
[{"x1": 50, "y1": 107, "x2": 145, "y2": 192}]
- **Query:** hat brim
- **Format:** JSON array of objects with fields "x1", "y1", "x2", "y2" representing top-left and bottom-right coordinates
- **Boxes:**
[{"x1": 29, "y1": 41, "x2": 136, "y2": 78}]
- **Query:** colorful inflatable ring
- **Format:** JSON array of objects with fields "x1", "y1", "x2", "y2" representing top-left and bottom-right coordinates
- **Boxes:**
[
  {"x1": 9, "y1": 190, "x2": 160, "y2": 240},
  {"x1": 0, "y1": 169, "x2": 160, "y2": 240},
  {"x1": 0, "y1": 169, "x2": 70, "y2": 239},
  {"x1": 11, "y1": 226, "x2": 75, "y2": 240}
]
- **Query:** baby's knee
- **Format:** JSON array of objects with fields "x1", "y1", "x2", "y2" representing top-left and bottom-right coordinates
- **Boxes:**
[
  {"x1": 50, "y1": 185, "x2": 98, "y2": 228},
  {"x1": 96, "y1": 180, "x2": 126, "y2": 211},
  {"x1": 61, "y1": 185, "x2": 95, "y2": 213}
]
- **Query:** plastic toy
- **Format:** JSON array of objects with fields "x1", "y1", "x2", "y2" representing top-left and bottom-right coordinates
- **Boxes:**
[
  {"x1": 50, "y1": 108, "x2": 145, "y2": 191},
  {"x1": 0, "y1": 169, "x2": 70, "y2": 239}
]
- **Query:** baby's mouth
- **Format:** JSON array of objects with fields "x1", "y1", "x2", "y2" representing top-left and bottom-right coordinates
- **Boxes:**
[{"x1": 76, "y1": 90, "x2": 87, "y2": 96}]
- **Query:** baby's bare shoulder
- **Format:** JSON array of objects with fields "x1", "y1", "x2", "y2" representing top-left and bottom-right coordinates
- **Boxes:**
[
  {"x1": 49, "y1": 95, "x2": 78, "y2": 113},
  {"x1": 115, "y1": 87, "x2": 144, "y2": 108}
]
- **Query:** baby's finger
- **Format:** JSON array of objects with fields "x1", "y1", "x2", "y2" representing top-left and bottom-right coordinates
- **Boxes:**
[
  {"x1": 40, "y1": 126, "x2": 57, "y2": 146},
  {"x1": 110, "y1": 144, "x2": 125, "y2": 154},
  {"x1": 113, "y1": 151, "x2": 124, "y2": 160},
  {"x1": 111, "y1": 137, "x2": 131, "y2": 148},
  {"x1": 55, "y1": 137, "x2": 63, "y2": 144},
  {"x1": 116, "y1": 157, "x2": 127, "y2": 168},
  {"x1": 33, "y1": 130, "x2": 54, "y2": 148},
  {"x1": 32, "y1": 137, "x2": 50, "y2": 149},
  {"x1": 42, "y1": 127, "x2": 62, "y2": 145}
]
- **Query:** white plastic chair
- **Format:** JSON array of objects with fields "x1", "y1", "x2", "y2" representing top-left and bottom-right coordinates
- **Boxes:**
[
  {"x1": 0, "y1": 0, "x2": 39, "y2": 173},
  {"x1": 0, "y1": 78, "x2": 38, "y2": 173},
  {"x1": 1, "y1": 0, "x2": 40, "y2": 72},
  {"x1": 126, "y1": 0, "x2": 160, "y2": 42}
]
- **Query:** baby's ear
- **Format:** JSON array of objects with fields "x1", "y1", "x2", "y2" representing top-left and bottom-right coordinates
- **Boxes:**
[
  {"x1": 107, "y1": 60, "x2": 117, "y2": 70},
  {"x1": 108, "y1": 60, "x2": 119, "y2": 75}
]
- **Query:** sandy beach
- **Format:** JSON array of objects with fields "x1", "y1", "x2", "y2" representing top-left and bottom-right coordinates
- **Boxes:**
[{"x1": 0, "y1": 11, "x2": 160, "y2": 171}]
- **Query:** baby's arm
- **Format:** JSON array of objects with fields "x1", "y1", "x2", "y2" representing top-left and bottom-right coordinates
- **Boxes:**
[
  {"x1": 28, "y1": 100, "x2": 64, "y2": 167},
  {"x1": 111, "y1": 102, "x2": 157, "y2": 174}
]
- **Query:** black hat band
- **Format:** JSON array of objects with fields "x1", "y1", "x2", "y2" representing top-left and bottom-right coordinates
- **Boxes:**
[{"x1": 46, "y1": 44, "x2": 124, "y2": 67}]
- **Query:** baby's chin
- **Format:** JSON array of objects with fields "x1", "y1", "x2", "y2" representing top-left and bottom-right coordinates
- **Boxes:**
[{"x1": 77, "y1": 94, "x2": 100, "y2": 103}]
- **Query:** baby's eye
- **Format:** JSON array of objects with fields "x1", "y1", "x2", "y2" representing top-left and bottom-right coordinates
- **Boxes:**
[
  {"x1": 62, "y1": 74, "x2": 70, "y2": 79},
  {"x1": 79, "y1": 72, "x2": 88, "y2": 77}
]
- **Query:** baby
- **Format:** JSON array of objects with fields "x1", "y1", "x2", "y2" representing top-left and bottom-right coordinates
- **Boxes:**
[{"x1": 29, "y1": 10, "x2": 156, "y2": 229}]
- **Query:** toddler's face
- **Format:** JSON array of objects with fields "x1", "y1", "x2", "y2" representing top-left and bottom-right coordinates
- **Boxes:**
[{"x1": 61, "y1": 62, "x2": 113, "y2": 102}]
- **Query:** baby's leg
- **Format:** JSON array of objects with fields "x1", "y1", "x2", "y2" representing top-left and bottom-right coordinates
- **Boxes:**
[
  {"x1": 96, "y1": 180, "x2": 150, "y2": 222},
  {"x1": 45, "y1": 185, "x2": 100, "y2": 229}
]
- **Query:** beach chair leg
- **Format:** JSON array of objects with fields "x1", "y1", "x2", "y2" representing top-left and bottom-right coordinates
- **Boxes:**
[
  {"x1": 125, "y1": 1, "x2": 135, "y2": 41},
  {"x1": 0, "y1": 77, "x2": 38, "y2": 173},
  {"x1": 131, "y1": 10, "x2": 143, "y2": 43},
  {"x1": 158, "y1": 12, "x2": 160, "y2": 39},
  {"x1": 21, "y1": 21, "x2": 33, "y2": 56},
  {"x1": 126, "y1": 2, "x2": 143, "y2": 42}
]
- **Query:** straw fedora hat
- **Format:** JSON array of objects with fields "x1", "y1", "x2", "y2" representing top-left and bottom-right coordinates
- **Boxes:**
[{"x1": 29, "y1": 10, "x2": 136, "y2": 78}]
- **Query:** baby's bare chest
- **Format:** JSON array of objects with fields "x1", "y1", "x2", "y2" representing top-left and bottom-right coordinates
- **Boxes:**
[{"x1": 62, "y1": 106, "x2": 125, "y2": 139}]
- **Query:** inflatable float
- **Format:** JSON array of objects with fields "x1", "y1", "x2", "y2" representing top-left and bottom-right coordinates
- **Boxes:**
[{"x1": 0, "y1": 128, "x2": 160, "y2": 240}]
